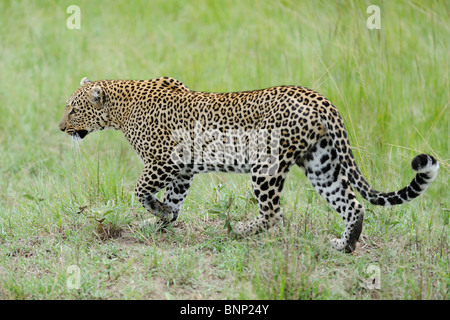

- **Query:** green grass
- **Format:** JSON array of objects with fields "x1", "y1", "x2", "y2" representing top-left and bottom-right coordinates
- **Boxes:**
[{"x1": 0, "y1": 0, "x2": 448, "y2": 299}]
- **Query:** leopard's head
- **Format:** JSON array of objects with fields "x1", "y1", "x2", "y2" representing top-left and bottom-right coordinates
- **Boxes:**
[{"x1": 59, "y1": 77, "x2": 109, "y2": 140}]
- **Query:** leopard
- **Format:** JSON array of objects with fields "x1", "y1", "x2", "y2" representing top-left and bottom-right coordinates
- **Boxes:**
[{"x1": 59, "y1": 76, "x2": 439, "y2": 253}]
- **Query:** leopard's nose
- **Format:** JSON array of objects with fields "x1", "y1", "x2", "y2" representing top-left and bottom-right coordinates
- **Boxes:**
[{"x1": 59, "y1": 122, "x2": 66, "y2": 132}]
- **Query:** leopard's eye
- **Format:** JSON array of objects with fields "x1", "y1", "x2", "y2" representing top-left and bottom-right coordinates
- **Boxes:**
[{"x1": 69, "y1": 108, "x2": 76, "y2": 115}]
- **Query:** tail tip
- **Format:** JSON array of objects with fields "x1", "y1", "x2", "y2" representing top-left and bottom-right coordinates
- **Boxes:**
[{"x1": 411, "y1": 154, "x2": 439, "y2": 173}]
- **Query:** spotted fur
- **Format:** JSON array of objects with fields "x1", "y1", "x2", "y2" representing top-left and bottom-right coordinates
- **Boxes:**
[{"x1": 59, "y1": 77, "x2": 439, "y2": 252}]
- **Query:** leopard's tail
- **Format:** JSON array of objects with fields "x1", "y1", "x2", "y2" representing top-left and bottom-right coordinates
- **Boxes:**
[
  {"x1": 345, "y1": 153, "x2": 439, "y2": 206},
  {"x1": 321, "y1": 108, "x2": 439, "y2": 206}
]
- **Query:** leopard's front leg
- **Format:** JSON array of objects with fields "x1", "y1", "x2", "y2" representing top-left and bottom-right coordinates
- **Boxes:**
[{"x1": 135, "y1": 164, "x2": 175, "y2": 223}]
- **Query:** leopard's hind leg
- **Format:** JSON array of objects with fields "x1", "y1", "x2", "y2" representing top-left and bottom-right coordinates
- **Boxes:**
[
  {"x1": 301, "y1": 136, "x2": 364, "y2": 253},
  {"x1": 232, "y1": 164, "x2": 289, "y2": 237}
]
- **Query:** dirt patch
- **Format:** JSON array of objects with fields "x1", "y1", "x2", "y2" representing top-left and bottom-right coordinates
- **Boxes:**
[{"x1": 95, "y1": 222, "x2": 123, "y2": 241}]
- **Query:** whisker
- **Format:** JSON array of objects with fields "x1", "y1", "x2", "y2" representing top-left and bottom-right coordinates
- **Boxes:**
[{"x1": 71, "y1": 133, "x2": 83, "y2": 157}]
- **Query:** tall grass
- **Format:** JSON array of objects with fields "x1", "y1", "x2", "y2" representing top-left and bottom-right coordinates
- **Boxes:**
[{"x1": 0, "y1": 0, "x2": 448, "y2": 299}]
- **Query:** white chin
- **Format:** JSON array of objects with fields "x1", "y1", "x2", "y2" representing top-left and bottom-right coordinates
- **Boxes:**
[{"x1": 71, "y1": 133, "x2": 84, "y2": 142}]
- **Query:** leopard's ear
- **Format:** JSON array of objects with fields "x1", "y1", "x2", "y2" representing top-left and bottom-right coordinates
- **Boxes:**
[
  {"x1": 80, "y1": 77, "x2": 92, "y2": 86},
  {"x1": 88, "y1": 86, "x2": 103, "y2": 108}
]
